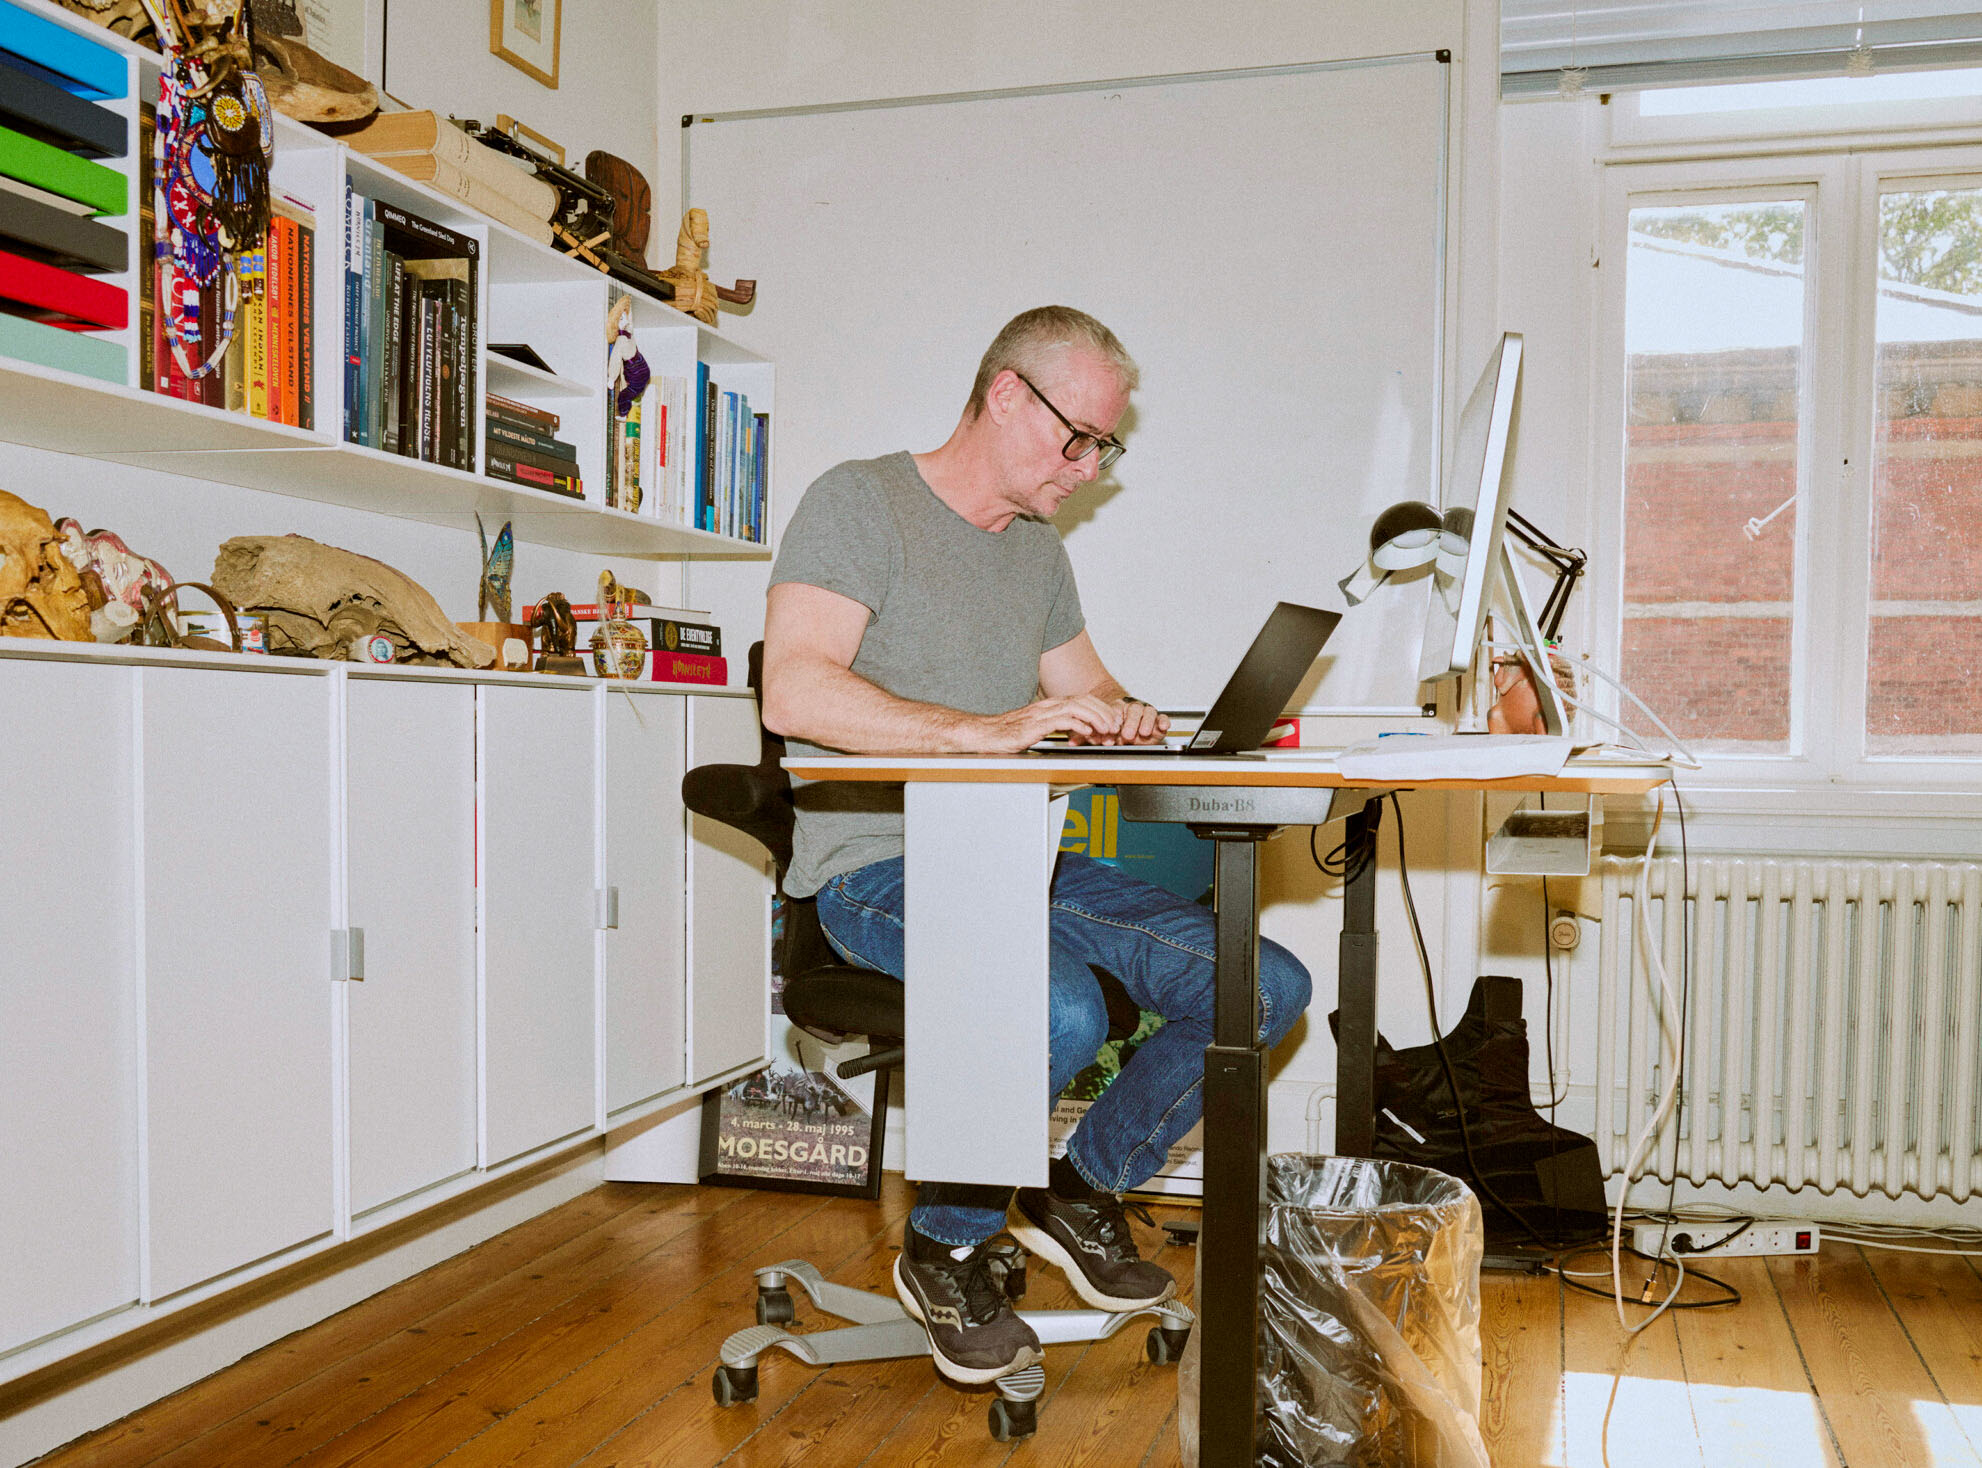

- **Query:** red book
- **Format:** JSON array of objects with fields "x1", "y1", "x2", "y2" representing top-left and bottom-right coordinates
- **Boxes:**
[
  {"x1": 651, "y1": 650, "x2": 727, "y2": 686},
  {"x1": 154, "y1": 260, "x2": 196, "y2": 402},
  {"x1": 278, "y1": 215, "x2": 301, "y2": 426},
  {"x1": 264, "y1": 220, "x2": 286, "y2": 423},
  {"x1": 0, "y1": 244, "x2": 126, "y2": 329}
]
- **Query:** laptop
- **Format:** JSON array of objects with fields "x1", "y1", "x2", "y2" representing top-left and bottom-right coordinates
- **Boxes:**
[{"x1": 1033, "y1": 601, "x2": 1340, "y2": 756}]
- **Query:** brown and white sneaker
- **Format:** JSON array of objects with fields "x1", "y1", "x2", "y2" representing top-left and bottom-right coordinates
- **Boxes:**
[
  {"x1": 1011, "y1": 1184, "x2": 1176, "y2": 1312},
  {"x1": 892, "y1": 1221, "x2": 1043, "y2": 1384}
]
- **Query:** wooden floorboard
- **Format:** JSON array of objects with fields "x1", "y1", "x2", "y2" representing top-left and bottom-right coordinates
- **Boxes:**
[{"x1": 23, "y1": 1184, "x2": 1982, "y2": 1468}]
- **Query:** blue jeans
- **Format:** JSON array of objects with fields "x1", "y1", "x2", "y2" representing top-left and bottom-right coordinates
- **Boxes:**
[{"x1": 816, "y1": 852, "x2": 1312, "y2": 1246}]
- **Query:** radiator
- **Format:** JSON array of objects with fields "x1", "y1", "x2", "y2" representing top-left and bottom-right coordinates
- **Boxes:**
[{"x1": 1595, "y1": 855, "x2": 1982, "y2": 1203}]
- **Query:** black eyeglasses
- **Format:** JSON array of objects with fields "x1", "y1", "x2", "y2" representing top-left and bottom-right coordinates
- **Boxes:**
[{"x1": 1014, "y1": 371, "x2": 1126, "y2": 471}]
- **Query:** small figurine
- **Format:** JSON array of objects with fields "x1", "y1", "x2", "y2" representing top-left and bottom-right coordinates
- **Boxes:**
[
  {"x1": 656, "y1": 208, "x2": 756, "y2": 326},
  {"x1": 531, "y1": 591, "x2": 585, "y2": 675}
]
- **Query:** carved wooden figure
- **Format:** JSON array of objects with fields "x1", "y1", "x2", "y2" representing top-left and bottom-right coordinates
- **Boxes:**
[{"x1": 656, "y1": 208, "x2": 756, "y2": 326}]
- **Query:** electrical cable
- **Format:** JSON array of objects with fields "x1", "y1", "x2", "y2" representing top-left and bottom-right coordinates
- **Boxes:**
[
  {"x1": 1554, "y1": 1245, "x2": 1740, "y2": 1310},
  {"x1": 1482, "y1": 637, "x2": 1702, "y2": 769},
  {"x1": 1311, "y1": 809, "x2": 1381, "y2": 883}
]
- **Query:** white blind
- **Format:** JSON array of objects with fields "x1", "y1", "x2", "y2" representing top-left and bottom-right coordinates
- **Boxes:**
[{"x1": 1502, "y1": 2, "x2": 1982, "y2": 95}]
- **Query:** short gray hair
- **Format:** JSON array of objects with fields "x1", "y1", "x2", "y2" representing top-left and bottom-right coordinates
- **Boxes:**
[{"x1": 966, "y1": 306, "x2": 1138, "y2": 418}]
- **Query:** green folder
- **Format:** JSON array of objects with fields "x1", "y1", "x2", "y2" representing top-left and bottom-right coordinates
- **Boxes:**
[
  {"x1": 0, "y1": 122, "x2": 125, "y2": 216},
  {"x1": 0, "y1": 310, "x2": 125, "y2": 384}
]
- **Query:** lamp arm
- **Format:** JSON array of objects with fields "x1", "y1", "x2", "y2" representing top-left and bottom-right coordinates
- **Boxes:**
[{"x1": 1502, "y1": 508, "x2": 1586, "y2": 643}]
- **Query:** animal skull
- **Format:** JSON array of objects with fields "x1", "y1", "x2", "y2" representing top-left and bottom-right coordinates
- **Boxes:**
[{"x1": 0, "y1": 491, "x2": 93, "y2": 641}]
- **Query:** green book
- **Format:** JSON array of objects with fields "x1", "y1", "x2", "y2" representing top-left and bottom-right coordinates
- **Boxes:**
[
  {"x1": 0, "y1": 310, "x2": 124, "y2": 383},
  {"x1": 0, "y1": 123, "x2": 125, "y2": 216}
]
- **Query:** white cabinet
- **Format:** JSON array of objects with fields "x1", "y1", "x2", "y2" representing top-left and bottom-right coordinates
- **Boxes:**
[
  {"x1": 140, "y1": 668, "x2": 336, "y2": 1299},
  {"x1": 0, "y1": 660, "x2": 140, "y2": 1353},
  {"x1": 686, "y1": 695, "x2": 771, "y2": 1084},
  {"x1": 478, "y1": 683, "x2": 598, "y2": 1166},
  {"x1": 601, "y1": 693, "x2": 688, "y2": 1116},
  {"x1": 344, "y1": 679, "x2": 478, "y2": 1216}
]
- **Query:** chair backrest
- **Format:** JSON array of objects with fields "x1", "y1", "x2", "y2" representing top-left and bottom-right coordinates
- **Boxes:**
[{"x1": 680, "y1": 641, "x2": 841, "y2": 979}]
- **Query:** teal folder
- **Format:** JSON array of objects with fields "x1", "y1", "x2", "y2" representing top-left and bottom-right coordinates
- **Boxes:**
[
  {"x1": 0, "y1": 310, "x2": 125, "y2": 384},
  {"x1": 0, "y1": 0, "x2": 126, "y2": 99}
]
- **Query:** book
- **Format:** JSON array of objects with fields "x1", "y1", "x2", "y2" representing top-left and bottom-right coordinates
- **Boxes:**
[
  {"x1": 0, "y1": 306, "x2": 119, "y2": 379},
  {"x1": 293, "y1": 213, "x2": 313, "y2": 430},
  {"x1": 485, "y1": 449, "x2": 581, "y2": 496},
  {"x1": 485, "y1": 415, "x2": 574, "y2": 460},
  {"x1": 363, "y1": 204, "x2": 383, "y2": 446},
  {"x1": 616, "y1": 397, "x2": 642, "y2": 511},
  {"x1": 136, "y1": 121, "x2": 151, "y2": 391},
  {"x1": 373, "y1": 156, "x2": 553, "y2": 244},
  {"x1": 0, "y1": 0, "x2": 126, "y2": 99},
  {"x1": 342, "y1": 183, "x2": 360, "y2": 441},
  {"x1": 344, "y1": 112, "x2": 558, "y2": 217},
  {"x1": 528, "y1": 602, "x2": 712, "y2": 622},
  {"x1": 0, "y1": 122, "x2": 125, "y2": 216},
  {"x1": 485, "y1": 392, "x2": 558, "y2": 431},
  {"x1": 404, "y1": 256, "x2": 469, "y2": 466},
  {"x1": 261, "y1": 221, "x2": 283, "y2": 422},
  {"x1": 562, "y1": 610, "x2": 723, "y2": 658},
  {"x1": 0, "y1": 242, "x2": 124, "y2": 328},
  {"x1": 276, "y1": 211, "x2": 303, "y2": 425},
  {"x1": 484, "y1": 430, "x2": 577, "y2": 479},
  {"x1": 0, "y1": 182, "x2": 124, "y2": 271},
  {"x1": 242, "y1": 240, "x2": 270, "y2": 415},
  {"x1": 651, "y1": 650, "x2": 728, "y2": 686},
  {"x1": 0, "y1": 52, "x2": 125, "y2": 156}
]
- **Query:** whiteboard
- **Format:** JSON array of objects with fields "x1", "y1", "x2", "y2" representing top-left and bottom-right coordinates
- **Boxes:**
[{"x1": 686, "y1": 57, "x2": 1450, "y2": 712}]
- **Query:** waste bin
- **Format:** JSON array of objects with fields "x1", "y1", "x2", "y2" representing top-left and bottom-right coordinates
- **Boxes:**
[{"x1": 1180, "y1": 1155, "x2": 1489, "y2": 1468}]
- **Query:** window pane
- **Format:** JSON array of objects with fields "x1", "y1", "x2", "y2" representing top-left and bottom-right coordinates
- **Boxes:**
[
  {"x1": 1623, "y1": 201, "x2": 1804, "y2": 753},
  {"x1": 1867, "y1": 187, "x2": 1982, "y2": 757}
]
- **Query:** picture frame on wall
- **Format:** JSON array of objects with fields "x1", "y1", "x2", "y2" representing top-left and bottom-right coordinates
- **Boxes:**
[{"x1": 489, "y1": 0, "x2": 560, "y2": 88}]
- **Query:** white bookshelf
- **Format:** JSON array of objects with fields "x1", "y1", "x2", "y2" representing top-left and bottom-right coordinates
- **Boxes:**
[{"x1": 0, "y1": 13, "x2": 773, "y2": 563}]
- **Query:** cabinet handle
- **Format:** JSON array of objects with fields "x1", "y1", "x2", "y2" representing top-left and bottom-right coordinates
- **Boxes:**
[
  {"x1": 599, "y1": 886, "x2": 620, "y2": 930},
  {"x1": 332, "y1": 927, "x2": 366, "y2": 982}
]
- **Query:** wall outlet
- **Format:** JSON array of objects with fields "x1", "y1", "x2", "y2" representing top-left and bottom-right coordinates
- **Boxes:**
[{"x1": 1633, "y1": 1221, "x2": 1821, "y2": 1259}]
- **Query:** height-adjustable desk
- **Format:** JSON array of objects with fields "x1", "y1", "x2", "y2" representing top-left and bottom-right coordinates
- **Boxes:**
[{"x1": 782, "y1": 748, "x2": 1670, "y2": 1467}]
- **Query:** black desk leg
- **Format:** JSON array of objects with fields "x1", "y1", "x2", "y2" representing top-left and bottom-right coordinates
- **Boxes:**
[
  {"x1": 1335, "y1": 803, "x2": 1379, "y2": 1158},
  {"x1": 1199, "y1": 833, "x2": 1267, "y2": 1468}
]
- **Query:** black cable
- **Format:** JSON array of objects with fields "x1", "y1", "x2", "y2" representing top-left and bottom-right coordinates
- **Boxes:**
[
  {"x1": 1554, "y1": 1244, "x2": 1741, "y2": 1310},
  {"x1": 1310, "y1": 805, "x2": 1381, "y2": 883},
  {"x1": 1389, "y1": 792, "x2": 1569, "y2": 1250},
  {"x1": 1541, "y1": 794, "x2": 1563, "y2": 1244},
  {"x1": 1672, "y1": 1218, "x2": 1753, "y2": 1255}
]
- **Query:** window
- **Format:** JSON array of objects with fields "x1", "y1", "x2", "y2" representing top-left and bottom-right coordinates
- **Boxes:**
[{"x1": 1600, "y1": 144, "x2": 1982, "y2": 799}]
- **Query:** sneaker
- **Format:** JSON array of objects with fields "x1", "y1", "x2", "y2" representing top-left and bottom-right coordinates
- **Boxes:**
[
  {"x1": 1011, "y1": 1186, "x2": 1176, "y2": 1312},
  {"x1": 892, "y1": 1222, "x2": 1044, "y2": 1384}
]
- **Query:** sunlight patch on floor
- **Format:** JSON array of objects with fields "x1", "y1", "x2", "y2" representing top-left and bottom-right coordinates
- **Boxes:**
[
  {"x1": 1913, "y1": 1398, "x2": 1982, "y2": 1466},
  {"x1": 1555, "y1": 1372, "x2": 1831, "y2": 1468}
]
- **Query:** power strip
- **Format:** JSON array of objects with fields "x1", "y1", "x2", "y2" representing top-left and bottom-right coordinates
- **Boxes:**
[{"x1": 1632, "y1": 1220, "x2": 1821, "y2": 1259}]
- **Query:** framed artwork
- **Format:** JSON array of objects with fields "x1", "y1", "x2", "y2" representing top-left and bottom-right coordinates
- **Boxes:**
[
  {"x1": 698, "y1": 896, "x2": 891, "y2": 1200},
  {"x1": 489, "y1": 0, "x2": 560, "y2": 88}
]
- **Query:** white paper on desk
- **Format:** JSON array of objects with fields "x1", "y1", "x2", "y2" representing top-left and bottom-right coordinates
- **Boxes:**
[{"x1": 1336, "y1": 734, "x2": 1574, "y2": 780}]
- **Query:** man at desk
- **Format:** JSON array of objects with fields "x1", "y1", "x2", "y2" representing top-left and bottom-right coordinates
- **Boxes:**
[{"x1": 762, "y1": 305, "x2": 1313, "y2": 1386}]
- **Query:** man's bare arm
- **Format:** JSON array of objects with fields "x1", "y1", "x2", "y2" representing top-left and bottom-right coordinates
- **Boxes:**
[
  {"x1": 762, "y1": 583, "x2": 1123, "y2": 753},
  {"x1": 1037, "y1": 630, "x2": 1170, "y2": 744}
]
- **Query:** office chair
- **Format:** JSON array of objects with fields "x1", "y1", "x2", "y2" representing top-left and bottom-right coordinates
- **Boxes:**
[{"x1": 690, "y1": 644, "x2": 1196, "y2": 1443}]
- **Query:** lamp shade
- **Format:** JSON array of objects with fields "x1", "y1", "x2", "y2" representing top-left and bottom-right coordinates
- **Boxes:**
[{"x1": 1339, "y1": 499, "x2": 1447, "y2": 606}]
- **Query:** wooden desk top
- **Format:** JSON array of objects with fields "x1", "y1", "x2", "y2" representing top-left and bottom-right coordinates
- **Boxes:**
[{"x1": 782, "y1": 751, "x2": 1672, "y2": 796}]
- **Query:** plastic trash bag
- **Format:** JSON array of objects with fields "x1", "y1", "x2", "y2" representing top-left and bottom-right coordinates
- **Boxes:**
[{"x1": 1179, "y1": 1155, "x2": 1488, "y2": 1467}]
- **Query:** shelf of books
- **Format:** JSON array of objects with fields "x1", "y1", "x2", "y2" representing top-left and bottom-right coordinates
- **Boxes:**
[{"x1": 0, "y1": 0, "x2": 772, "y2": 563}]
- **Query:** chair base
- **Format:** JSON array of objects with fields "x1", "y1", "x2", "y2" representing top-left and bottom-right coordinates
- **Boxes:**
[{"x1": 712, "y1": 1259, "x2": 1196, "y2": 1442}]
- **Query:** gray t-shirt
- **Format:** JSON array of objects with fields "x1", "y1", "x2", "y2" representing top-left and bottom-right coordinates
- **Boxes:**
[{"x1": 769, "y1": 451, "x2": 1085, "y2": 895}]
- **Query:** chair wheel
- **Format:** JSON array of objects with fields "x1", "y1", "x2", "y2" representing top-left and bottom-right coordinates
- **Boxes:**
[
  {"x1": 712, "y1": 1363, "x2": 758, "y2": 1406},
  {"x1": 755, "y1": 1286, "x2": 795, "y2": 1325},
  {"x1": 1146, "y1": 1325, "x2": 1191, "y2": 1365},
  {"x1": 1003, "y1": 1264, "x2": 1028, "y2": 1301},
  {"x1": 988, "y1": 1396, "x2": 1037, "y2": 1441}
]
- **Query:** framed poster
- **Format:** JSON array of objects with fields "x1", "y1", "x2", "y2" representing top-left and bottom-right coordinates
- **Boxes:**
[
  {"x1": 1048, "y1": 787, "x2": 1215, "y2": 1197},
  {"x1": 699, "y1": 896, "x2": 890, "y2": 1199},
  {"x1": 489, "y1": 0, "x2": 560, "y2": 88}
]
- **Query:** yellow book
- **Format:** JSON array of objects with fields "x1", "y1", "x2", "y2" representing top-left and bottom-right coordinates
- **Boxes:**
[{"x1": 245, "y1": 247, "x2": 269, "y2": 420}]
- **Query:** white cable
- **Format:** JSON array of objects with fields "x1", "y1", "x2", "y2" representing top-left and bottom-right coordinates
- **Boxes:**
[
  {"x1": 1482, "y1": 638, "x2": 1702, "y2": 769},
  {"x1": 1610, "y1": 789, "x2": 1689, "y2": 1333}
]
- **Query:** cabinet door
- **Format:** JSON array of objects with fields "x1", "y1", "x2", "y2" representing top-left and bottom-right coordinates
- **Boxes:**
[
  {"x1": 602, "y1": 694, "x2": 687, "y2": 1115},
  {"x1": 142, "y1": 668, "x2": 335, "y2": 1299},
  {"x1": 346, "y1": 679, "x2": 477, "y2": 1216},
  {"x1": 0, "y1": 660, "x2": 140, "y2": 1352},
  {"x1": 480, "y1": 684, "x2": 597, "y2": 1166},
  {"x1": 686, "y1": 696, "x2": 770, "y2": 1084}
]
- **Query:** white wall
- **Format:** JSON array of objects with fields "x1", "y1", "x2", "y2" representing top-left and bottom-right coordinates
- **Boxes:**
[
  {"x1": 648, "y1": 0, "x2": 1520, "y2": 1144},
  {"x1": 384, "y1": 0, "x2": 660, "y2": 247}
]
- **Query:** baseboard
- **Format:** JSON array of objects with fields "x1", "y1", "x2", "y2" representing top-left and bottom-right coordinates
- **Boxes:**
[{"x1": 0, "y1": 1142, "x2": 607, "y2": 1468}]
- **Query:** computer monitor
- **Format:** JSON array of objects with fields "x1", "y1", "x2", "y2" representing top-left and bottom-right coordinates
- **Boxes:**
[{"x1": 1415, "y1": 331, "x2": 1568, "y2": 734}]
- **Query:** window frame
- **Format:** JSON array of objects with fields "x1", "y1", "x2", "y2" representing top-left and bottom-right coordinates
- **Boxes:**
[{"x1": 1593, "y1": 142, "x2": 1982, "y2": 845}]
